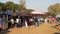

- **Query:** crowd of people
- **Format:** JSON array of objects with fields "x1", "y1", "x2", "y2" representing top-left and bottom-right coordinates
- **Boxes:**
[
  {"x1": 45, "y1": 17, "x2": 56, "y2": 24},
  {"x1": 0, "y1": 16, "x2": 60, "y2": 32},
  {"x1": 8, "y1": 16, "x2": 39, "y2": 29}
]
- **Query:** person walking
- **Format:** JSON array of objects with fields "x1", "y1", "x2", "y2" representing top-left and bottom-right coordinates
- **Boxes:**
[{"x1": 33, "y1": 17, "x2": 39, "y2": 26}]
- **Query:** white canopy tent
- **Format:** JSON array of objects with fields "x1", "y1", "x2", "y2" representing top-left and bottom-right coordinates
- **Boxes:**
[{"x1": 31, "y1": 11, "x2": 45, "y2": 15}]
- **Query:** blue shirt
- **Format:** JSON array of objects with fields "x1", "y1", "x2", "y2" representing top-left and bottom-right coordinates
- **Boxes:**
[{"x1": 0, "y1": 18, "x2": 3, "y2": 23}]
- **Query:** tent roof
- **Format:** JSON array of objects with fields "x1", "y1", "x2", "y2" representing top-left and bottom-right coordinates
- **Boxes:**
[
  {"x1": 7, "y1": 10, "x2": 13, "y2": 15},
  {"x1": 15, "y1": 10, "x2": 32, "y2": 16},
  {"x1": 31, "y1": 11, "x2": 45, "y2": 15}
]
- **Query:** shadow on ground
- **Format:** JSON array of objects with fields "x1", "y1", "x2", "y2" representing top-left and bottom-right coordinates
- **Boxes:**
[
  {"x1": 54, "y1": 32, "x2": 60, "y2": 34},
  {"x1": 52, "y1": 26, "x2": 60, "y2": 34},
  {"x1": 51, "y1": 26, "x2": 60, "y2": 31},
  {"x1": 0, "y1": 30, "x2": 10, "y2": 34}
]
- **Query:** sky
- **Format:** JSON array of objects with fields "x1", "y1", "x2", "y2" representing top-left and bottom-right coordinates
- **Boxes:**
[{"x1": 0, "y1": 0, "x2": 60, "y2": 12}]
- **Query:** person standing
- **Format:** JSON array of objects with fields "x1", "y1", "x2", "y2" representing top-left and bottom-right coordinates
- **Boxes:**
[
  {"x1": 45, "y1": 18, "x2": 48, "y2": 24},
  {"x1": 16, "y1": 18, "x2": 20, "y2": 27},
  {"x1": 25, "y1": 20, "x2": 28, "y2": 27},
  {"x1": 11, "y1": 18, "x2": 14, "y2": 28},
  {"x1": 29, "y1": 18, "x2": 33, "y2": 25},
  {"x1": 0, "y1": 17, "x2": 3, "y2": 32},
  {"x1": 18, "y1": 19, "x2": 22, "y2": 27},
  {"x1": 24, "y1": 18, "x2": 28, "y2": 27},
  {"x1": 33, "y1": 17, "x2": 39, "y2": 26}
]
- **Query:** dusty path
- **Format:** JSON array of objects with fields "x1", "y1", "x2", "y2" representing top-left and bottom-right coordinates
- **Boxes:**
[{"x1": 7, "y1": 23, "x2": 60, "y2": 34}]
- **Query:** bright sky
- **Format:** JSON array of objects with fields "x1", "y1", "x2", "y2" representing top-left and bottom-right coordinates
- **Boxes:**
[{"x1": 0, "y1": 0, "x2": 60, "y2": 12}]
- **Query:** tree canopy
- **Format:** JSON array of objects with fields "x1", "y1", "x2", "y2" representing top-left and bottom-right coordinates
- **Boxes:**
[
  {"x1": 48, "y1": 3, "x2": 60, "y2": 17},
  {"x1": 0, "y1": 1, "x2": 34, "y2": 12},
  {"x1": 0, "y1": 1, "x2": 20, "y2": 12},
  {"x1": 0, "y1": 2, "x2": 5, "y2": 10}
]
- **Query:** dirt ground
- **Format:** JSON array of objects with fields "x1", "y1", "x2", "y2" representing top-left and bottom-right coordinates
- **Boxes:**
[{"x1": 7, "y1": 23, "x2": 60, "y2": 34}]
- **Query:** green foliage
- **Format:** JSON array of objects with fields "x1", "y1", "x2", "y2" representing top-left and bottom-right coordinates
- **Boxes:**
[
  {"x1": 0, "y1": 6, "x2": 2, "y2": 10},
  {"x1": 0, "y1": 1, "x2": 34, "y2": 12},
  {"x1": 19, "y1": 4, "x2": 25, "y2": 10},
  {"x1": 5, "y1": 1, "x2": 14, "y2": 10},
  {"x1": 0, "y1": 1, "x2": 20, "y2": 12},
  {"x1": 0, "y1": 2, "x2": 5, "y2": 10},
  {"x1": 48, "y1": 3, "x2": 60, "y2": 17},
  {"x1": 14, "y1": 4, "x2": 19, "y2": 10}
]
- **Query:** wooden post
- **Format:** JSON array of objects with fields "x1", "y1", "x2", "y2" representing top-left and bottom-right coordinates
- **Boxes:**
[
  {"x1": 6, "y1": 15, "x2": 8, "y2": 29},
  {"x1": 3, "y1": 15, "x2": 6, "y2": 30}
]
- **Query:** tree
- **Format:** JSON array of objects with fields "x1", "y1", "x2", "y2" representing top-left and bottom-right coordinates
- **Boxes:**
[
  {"x1": 13, "y1": 4, "x2": 20, "y2": 11},
  {"x1": 0, "y1": 2, "x2": 5, "y2": 10},
  {"x1": 19, "y1": 4, "x2": 26, "y2": 10},
  {"x1": 19, "y1": 0, "x2": 26, "y2": 10},
  {"x1": 0, "y1": 6, "x2": 2, "y2": 10},
  {"x1": 5, "y1": 1, "x2": 21, "y2": 12},
  {"x1": 5, "y1": 1, "x2": 14, "y2": 11},
  {"x1": 48, "y1": 3, "x2": 60, "y2": 17}
]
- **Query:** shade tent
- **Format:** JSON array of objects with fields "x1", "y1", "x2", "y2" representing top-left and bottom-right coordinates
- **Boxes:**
[
  {"x1": 6, "y1": 10, "x2": 32, "y2": 16},
  {"x1": 7, "y1": 10, "x2": 13, "y2": 15},
  {"x1": 7, "y1": 10, "x2": 18, "y2": 16},
  {"x1": 31, "y1": 11, "x2": 46, "y2": 16},
  {"x1": 15, "y1": 11, "x2": 32, "y2": 16},
  {"x1": 31, "y1": 11, "x2": 45, "y2": 14}
]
